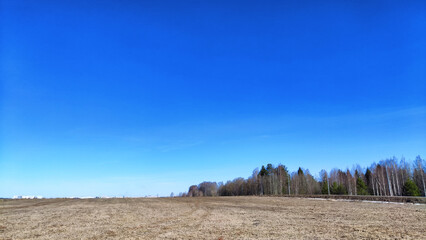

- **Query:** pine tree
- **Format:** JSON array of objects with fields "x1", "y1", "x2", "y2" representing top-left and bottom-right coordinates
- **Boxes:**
[
  {"x1": 321, "y1": 180, "x2": 329, "y2": 194},
  {"x1": 259, "y1": 165, "x2": 268, "y2": 176},
  {"x1": 365, "y1": 168, "x2": 373, "y2": 194},
  {"x1": 402, "y1": 179, "x2": 421, "y2": 196},
  {"x1": 356, "y1": 177, "x2": 369, "y2": 195},
  {"x1": 331, "y1": 182, "x2": 347, "y2": 195}
]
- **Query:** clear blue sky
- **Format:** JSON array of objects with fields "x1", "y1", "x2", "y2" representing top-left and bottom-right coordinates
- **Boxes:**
[{"x1": 1, "y1": 0, "x2": 425, "y2": 197}]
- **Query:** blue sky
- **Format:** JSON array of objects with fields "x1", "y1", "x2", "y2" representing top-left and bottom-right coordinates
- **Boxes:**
[{"x1": 1, "y1": 0, "x2": 425, "y2": 197}]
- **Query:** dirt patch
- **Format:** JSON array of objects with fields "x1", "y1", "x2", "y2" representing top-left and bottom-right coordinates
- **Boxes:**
[{"x1": 1, "y1": 196, "x2": 425, "y2": 239}]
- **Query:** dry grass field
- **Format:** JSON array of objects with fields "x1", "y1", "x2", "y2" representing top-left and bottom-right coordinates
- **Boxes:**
[{"x1": 1, "y1": 196, "x2": 425, "y2": 240}]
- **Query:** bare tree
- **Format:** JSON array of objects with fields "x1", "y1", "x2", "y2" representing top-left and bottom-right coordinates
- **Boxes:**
[
  {"x1": 186, "y1": 157, "x2": 423, "y2": 198},
  {"x1": 414, "y1": 156, "x2": 425, "y2": 196}
]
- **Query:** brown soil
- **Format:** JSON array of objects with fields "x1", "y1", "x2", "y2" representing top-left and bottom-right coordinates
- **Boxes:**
[{"x1": 1, "y1": 196, "x2": 425, "y2": 239}]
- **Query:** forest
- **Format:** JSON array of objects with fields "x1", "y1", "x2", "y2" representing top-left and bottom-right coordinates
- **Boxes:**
[{"x1": 183, "y1": 156, "x2": 426, "y2": 198}]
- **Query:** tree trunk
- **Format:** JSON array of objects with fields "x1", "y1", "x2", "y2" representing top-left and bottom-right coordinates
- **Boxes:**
[
  {"x1": 327, "y1": 178, "x2": 330, "y2": 195},
  {"x1": 393, "y1": 165, "x2": 400, "y2": 196},
  {"x1": 372, "y1": 178, "x2": 376, "y2": 196},
  {"x1": 380, "y1": 170, "x2": 386, "y2": 196},
  {"x1": 385, "y1": 166, "x2": 394, "y2": 196},
  {"x1": 278, "y1": 170, "x2": 282, "y2": 195},
  {"x1": 418, "y1": 161, "x2": 426, "y2": 197},
  {"x1": 288, "y1": 175, "x2": 291, "y2": 195},
  {"x1": 377, "y1": 181, "x2": 382, "y2": 196}
]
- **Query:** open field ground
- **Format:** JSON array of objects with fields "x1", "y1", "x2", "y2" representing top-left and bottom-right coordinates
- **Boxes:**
[{"x1": 1, "y1": 196, "x2": 425, "y2": 239}]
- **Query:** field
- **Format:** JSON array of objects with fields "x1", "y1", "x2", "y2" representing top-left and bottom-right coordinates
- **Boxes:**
[{"x1": 1, "y1": 196, "x2": 425, "y2": 239}]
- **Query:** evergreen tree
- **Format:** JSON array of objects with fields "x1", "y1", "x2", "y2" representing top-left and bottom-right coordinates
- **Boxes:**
[
  {"x1": 402, "y1": 179, "x2": 421, "y2": 196},
  {"x1": 259, "y1": 165, "x2": 268, "y2": 176},
  {"x1": 266, "y1": 164, "x2": 274, "y2": 174},
  {"x1": 297, "y1": 167, "x2": 307, "y2": 194},
  {"x1": 356, "y1": 177, "x2": 369, "y2": 195},
  {"x1": 331, "y1": 182, "x2": 347, "y2": 195},
  {"x1": 321, "y1": 180, "x2": 329, "y2": 194},
  {"x1": 365, "y1": 168, "x2": 373, "y2": 194}
]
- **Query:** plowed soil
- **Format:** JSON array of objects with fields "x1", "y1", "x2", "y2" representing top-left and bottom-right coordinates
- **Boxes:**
[{"x1": 1, "y1": 196, "x2": 425, "y2": 239}]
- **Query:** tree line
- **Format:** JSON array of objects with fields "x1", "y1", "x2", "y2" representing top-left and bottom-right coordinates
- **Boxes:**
[{"x1": 181, "y1": 156, "x2": 425, "y2": 197}]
